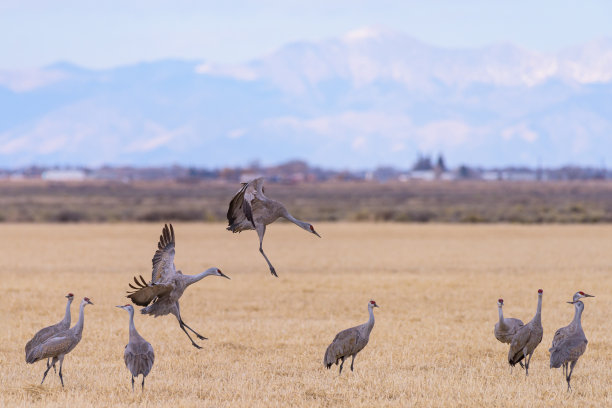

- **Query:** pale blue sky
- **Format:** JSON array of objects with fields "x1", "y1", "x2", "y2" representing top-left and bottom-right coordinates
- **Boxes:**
[{"x1": 2, "y1": 0, "x2": 612, "y2": 69}]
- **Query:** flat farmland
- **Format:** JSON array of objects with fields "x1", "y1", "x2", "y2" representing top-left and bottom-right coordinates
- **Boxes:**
[{"x1": 1, "y1": 223, "x2": 611, "y2": 407}]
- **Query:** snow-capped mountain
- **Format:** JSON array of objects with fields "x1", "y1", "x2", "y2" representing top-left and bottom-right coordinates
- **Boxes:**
[{"x1": 1, "y1": 28, "x2": 611, "y2": 168}]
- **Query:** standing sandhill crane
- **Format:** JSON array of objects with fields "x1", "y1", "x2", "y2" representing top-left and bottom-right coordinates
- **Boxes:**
[
  {"x1": 125, "y1": 224, "x2": 230, "y2": 349},
  {"x1": 116, "y1": 304, "x2": 154, "y2": 392},
  {"x1": 550, "y1": 291, "x2": 594, "y2": 349},
  {"x1": 226, "y1": 177, "x2": 321, "y2": 277},
  {"x1": 25, "y1": 293, "x2": 74, "y2": 372},
  {"x1": 508, "y1": 289, "x2": 543, "y2": 376},
  {"x1": 549, "y1": 300, "x2": 589, "y2": 391},
  {"x1": 494, "y1": 298, "x2": 524, "y2": 344},
  {"x1": 324, "y1": 300, "x2": 379, "y2": 374},
  {"x1": 26, "y1": 297, "x2": 93, "y2": 387}
]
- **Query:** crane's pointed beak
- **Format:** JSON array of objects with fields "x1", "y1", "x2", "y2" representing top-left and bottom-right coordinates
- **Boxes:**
[
  {"x1": 115, "y1": 305, "x2": 124, "y2": 309},
  {"x1": 567, "y1": 301, "x2": 577, "y2": 304},
  {"x1": 219, "y1": 271, "x2": 231, "y2": 280},
  {"x1": 313, "y1": 230, "x2": 321, "y2": 238},
  {"x1": 375, "y1": 304, "x2": 380, "y2": 308},
  {"x1": 583, "y1": 293, "x2": 595, "y2": 297}
]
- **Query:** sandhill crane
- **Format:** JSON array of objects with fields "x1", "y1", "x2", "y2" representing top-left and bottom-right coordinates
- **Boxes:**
[
  {"x1": 25, "y1": 293, "x2": 74, "y2": 372},
  {"x1": 551, "y1": 291, "x2": 594, "y2": 349},
  {"x1": 125, "y1": 224, "x2": 229, "y2": 349},
  {"x1": 226, "y1": 177, "x2": 321, "y2": 277},
  {"x1": 116, "y1": 304, "x2": 154, "y2": 391},
  {"x1": 549, "y1": 300, "x2": 589, "y2": 391},
  {"x1": 324, "y1": 300, "x2": 379, "y2": 374},
  {"x1": 508, "y1": 289, "x2": 543, "y2": 376},
  {"x1": 26, "y1": 297, "x2": 93, "y2": 387},
  {"x1": 494, "y1": 298, "x2": 524, "y2": 344}
]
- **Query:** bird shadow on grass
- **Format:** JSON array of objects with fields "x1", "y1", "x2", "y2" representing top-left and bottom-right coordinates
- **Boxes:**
[{"x1": 22, "y1": 384, "x2": 52, "y2": 401}]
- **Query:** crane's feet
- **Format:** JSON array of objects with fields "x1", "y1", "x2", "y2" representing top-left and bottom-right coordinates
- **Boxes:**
[
  {"x1": 191, "y1": 342, "x2": 203, "y2": 349},
  {"x1": 195, "y1": 334, "x2": 208, "y2": 340},
  {"x1": 269, "y1": 267, "x2": 278, "y2": 277}
]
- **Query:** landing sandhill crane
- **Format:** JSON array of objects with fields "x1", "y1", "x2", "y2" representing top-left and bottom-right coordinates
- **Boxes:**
[
  {"x1": 116, "y1": 304, "x2": 154, "y2": 391},
  {"x1": 549, "y1": 300, "x2": 589, "y2": 391},
  {"x1": 324, "y1": 300, "x2": 379, "y2": 374},
  {"x1": 494, "y1": 298, "x2": 524, "y2": 344},
  {"x1": 26, "y1": 297, "x2": 93, "y2": 387},
  {"x1": 126, "y1": 224, "x2": 229, "y2": 349},
  {"x1": 226, "y1": 177, "x2": 321, "y2": 277},
  {"x1": 508, "y1": 289, "x2": 543, "y2": 376},
  {"x1": 25, "y1": 293, "x2": 74, "y2": 372},
  {"x1": 551, "y1": 291, "x2": 594, "y2": 349}
]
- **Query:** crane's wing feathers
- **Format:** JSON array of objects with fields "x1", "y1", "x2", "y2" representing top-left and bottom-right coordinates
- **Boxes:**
[
  {"x1": 126, "y1": 276, "x2": 173, "y2": 307},
  {"x1": 227, "y1": 178, "x2": 266, "y2": 231},
  {"x1": 549, "y1": 337, "x2": 587, "y2": 368},
  {"x1": 26, "y1": 335, "x2": 73, "y2": 363},
  {"x1": 508, "y1": 325, "x2": 532, "y2": 364},
  {"x1": 324, "y1": 328, "x2": 362, "y2": 367},
  {"x1": 151, "y1": 224, "x2": 176, "y2": 283}
]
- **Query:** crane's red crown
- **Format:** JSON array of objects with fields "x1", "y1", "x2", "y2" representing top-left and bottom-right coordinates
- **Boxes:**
[
  {"x1": 538, "y1": 289, "x2": 543, "y2": 294},
  {"x1": 68, "y1": 293, "x2": 74, "y2": 297},
  {"x1": 84, "y1": 297, "x2": 90, "y2": 302},
  {"x1": 217, "y1": 269, "x2": 222, "y2": 273},
  {"x1": 370, "y1": 300, "x2": 376, "y2": 305},
  {"x1": 498, "y1": 298, "x2": 503, "y2": 303},
  {"x1": 579, "y1": 291, "x2": 585, "y2": 295},
  {"x1": 310, "y1": 225, "x2": 314, "y2": 232}
]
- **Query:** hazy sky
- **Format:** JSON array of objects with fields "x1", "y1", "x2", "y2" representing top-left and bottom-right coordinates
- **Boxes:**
[{"x1": 3, "y1": 0, "x2": 612, "y2": 69}]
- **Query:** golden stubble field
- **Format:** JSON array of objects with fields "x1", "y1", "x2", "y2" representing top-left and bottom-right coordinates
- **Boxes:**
[{"x1": 1, "y1": 223, "x2": 611, "y2": 407}]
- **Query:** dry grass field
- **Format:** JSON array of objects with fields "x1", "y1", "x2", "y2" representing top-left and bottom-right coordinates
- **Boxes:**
[{"x1": 1, "y1": 223, "x2": 611, "y2": 407}]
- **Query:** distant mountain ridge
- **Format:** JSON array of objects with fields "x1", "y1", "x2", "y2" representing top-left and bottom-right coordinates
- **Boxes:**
[{"x1": 1, "y1": 28, "x2": 611, "y2": 168}]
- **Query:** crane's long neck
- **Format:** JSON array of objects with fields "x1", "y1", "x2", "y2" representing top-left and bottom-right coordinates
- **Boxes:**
[
  {"x1": 128, "y1": 308, "x2": 138, "y2": 340},
  {"x1": 533, "y1": 295, "x2": 542, "y2": 325},
  {"x1": 365, "y1": 306, "x2": 375, "y2": 334},
  {"x1": 572, "y1": 303, "x2": 584, "y2": 332},
  {"x1": 498, "y1": 305, "x2": 506, "y2": 326},
  {"x1": 282, "y1": 210, "x2": 310, "y2": 230},
  {"x1": 184, "y1": 268, "x2": 217, "y2": 287},
  {"x1": 74, "y1": 302, "x2": 87, "y2": 335},
  {"x1": 63, "y1": 298, "x2": 72, "y2": 326}
]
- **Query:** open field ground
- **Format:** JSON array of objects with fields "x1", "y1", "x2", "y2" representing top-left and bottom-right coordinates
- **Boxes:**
[
  {"x1": 1, "y1": 180, "x2": 612, "y2": 223},
  {"x1": 1, "y1": 223, "x2": 611, "y2": 407}
]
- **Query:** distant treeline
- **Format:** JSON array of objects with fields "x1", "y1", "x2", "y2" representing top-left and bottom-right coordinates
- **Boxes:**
[{"x1": 1, "y1": 180, "x2": 612, "y2": 223}]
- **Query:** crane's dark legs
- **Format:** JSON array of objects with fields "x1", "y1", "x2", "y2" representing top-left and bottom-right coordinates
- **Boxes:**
[
  {"x1": 58, "y1": 356, "x2": 65, "y2": 387},
  {"x1": 142, "y1": 375, "x2": 145, "y2": 391},
  {"x1": 173, "y1": 304, "x2": 205, "y2": 349},
  {"x1": 40, "y1": 357, "x2": 57, "y2": 385},
  {"x1": 350, "y1": 355, "x2": 356, "y2": 371},
  {"x1": 257, "y1": 225, "x2": 277, "y2": 277},
  {"x1": 566, "y1": 360, "x2": 577, "y2": 391},
  {"x1": 339, "y1": 357, "x2": 345, "y2": 375},
  {"x1": 46, "y1": 358, "x2": 56, "y2": 373},
  {"x1": 524, "y1": 350, "x2": 532, "y2": 376}
]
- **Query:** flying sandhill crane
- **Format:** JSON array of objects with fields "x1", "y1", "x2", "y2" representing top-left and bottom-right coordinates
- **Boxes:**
[
  {"x1": 324, "y1": 300, "x2": 379, "y2": 374},
  {"x1": 508, "y1": 289, "x2": 543, "y2": 376},
  {"x1": 26, "y1": 297, "x2": 93, "y2": 387},
  {"x1": 494, "y1": 298, "x2": 524, "y2": 344},
  {"x1": 116, "y1": 304, "x2": 154, "y2": 392},
  {"x1": 549, "y1": 300, "x2": 589, "y2": 391},
  {"x1": 226, "y1": 177, "x2": 321, "y2": 277},
  {"x1": 25, "y1": 293, "x2": 74, "y2": 372},
  {"x1": 126, "y1": 224, "x2": 230, "y2": 349},
  {"x1": 550, "y1": 291, "x2": 594, "y2": 349}
]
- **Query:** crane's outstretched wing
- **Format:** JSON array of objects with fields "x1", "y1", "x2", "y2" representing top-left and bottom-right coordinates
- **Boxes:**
[
  {"x1": 151, "y1": 224, "x2": 177, "y2": 283},
  {"x1": 227, "y1": 178, "x2": 266, "y2": 232},
  {"x1": 126, "y1": 275, "x2": 173, "y2": 307}
]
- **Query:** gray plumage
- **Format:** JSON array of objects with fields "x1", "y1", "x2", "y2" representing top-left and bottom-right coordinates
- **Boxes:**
[
  {"x1": 25, "y1": 293, "x2": 74, "y2": 372},
  {"x1": 26, "y1": 297, "x2": 93, "y2": 387},
  {"x1": 324, "y1": 300, "x2": 378, "y2": 374},
  {"x1": 226, "y1": 177, "x2": 321, "y2": 277},
  {"x1": 508, "y1": 289, "x2": 543, "y2": 376},
  {"x1": 494, "y1": 298, "x2": 524, "y2": 344},
  {"x1": 549, "y1": 300, "x2": 589, "y2": 391},
  {"x1": 116, "y1": 304, "x2": 154, "y2": 391},
  {"x1": 550, "y1": 291, "x2": 594, "y2": 349},
  {"x1": 126, "y1": 223, "x2": 229, "y2": 349}
]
